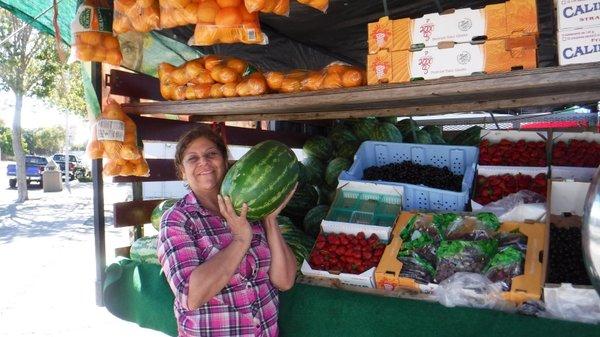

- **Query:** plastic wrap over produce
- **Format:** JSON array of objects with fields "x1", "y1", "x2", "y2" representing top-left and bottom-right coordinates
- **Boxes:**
[
  {"x1": 158, "y1": 55, "x2": 267, "y2": 100},
  {"x1": 296, "y1": 0, "x2": 328, "y2": 13},
  {"x1": 245, "y1": 0, "x2": 289, "y2": 15},
  {"x1": 477, "y1": 190, "x2": 547, "y2": 222},
  {"x1": 114, "y1": 0, "x2": 161, "y2": 33},
  {"x1": 159, "y1": 0, "x2": 201, "y2": 28},
  {"x1": 86, "y1": 100, "x2": 150, "y2": 177},
  {"x1": 70, "y1": 0, "x2": 122, "y2": 65},
  {"x1": 434, "y1": 272, "x2": 516, "y2": 312},
  {"x1": 189, "y1": 0, "x2": 268, "y2": 45},
  {"x1": 264, "y1": 62, "x2": 365, "y2": 93}
]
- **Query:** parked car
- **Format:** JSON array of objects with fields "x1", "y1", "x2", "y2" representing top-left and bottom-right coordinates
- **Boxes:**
[
  {"x1": 6, "y1": 155, "x2": 48, "y2": 188},
  {"x1": 52, "y1": 154, "x2": 88, "y2": 180}
]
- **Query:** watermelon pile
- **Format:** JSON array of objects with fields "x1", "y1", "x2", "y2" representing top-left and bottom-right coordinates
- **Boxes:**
[
  {"x1": 130, "y1": 235, "x2": 159, "y2": 265},
  {"x1": 151, "y1": 199, "x2": 178, "y2": 231},
  {"x1": 278, "y1": 216, "x2": 315, "y2": 273}
]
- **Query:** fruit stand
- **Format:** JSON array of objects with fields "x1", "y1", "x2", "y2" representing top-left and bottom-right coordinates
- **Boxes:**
[{"x1": 3, "y1": 0, "x2": 600, "y2": 336}]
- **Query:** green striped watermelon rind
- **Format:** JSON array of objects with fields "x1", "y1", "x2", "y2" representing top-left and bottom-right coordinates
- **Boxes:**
[
  {"x1": 221, "y1": 140, "x2": 299, "y2": 220},
  {"x1": 325, "y1": 157, "x2": 352, "y2": 187},
  {"x1": 282, "y1": 184, "x2": 319, "y2": 219},
  {"x1": 303, "y1": 136, "x2": 333, "y2": 160},
  {"x1": 151, "y1": 199, "x2": 178, "y2": 231},
  {"x1": 374, "y1": 122, "x2": 403, "y2": 143},
  {"x1": 302, "y1": 156, "x2": 325, "y2": 186},
  {"x1": 130, "y1": 235, "x2": 160, "y2": 265},
  {"x1": 303, "y1": 205, "x2": 330, "y2": 239}
]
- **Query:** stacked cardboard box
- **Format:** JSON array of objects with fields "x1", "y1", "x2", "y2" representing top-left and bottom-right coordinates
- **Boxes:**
[
  {"x1": 556, "y1": 0, "x2": 600, "y2": 65},
  {"x1": 367, "y1": 0, "x2": 539, "y2": 85}
]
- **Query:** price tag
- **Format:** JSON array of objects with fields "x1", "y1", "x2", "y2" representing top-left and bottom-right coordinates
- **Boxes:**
[{"x1": 96, "y1": 119, "x2": 125, "y2": 141}]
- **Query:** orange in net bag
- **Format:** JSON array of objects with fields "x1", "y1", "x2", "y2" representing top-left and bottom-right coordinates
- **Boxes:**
[
  {"x1": 244, "y1": 0, "x2": 290, "y2": 16},
  {"x1": 159, "y1": 0, "x2": 201, "y2": 29},
  {"x1": 113, "y1": 0, "x2": 161, "y2": 33},
  {"x1": 265, "y1": 62, "x2": 365, "y2": 93},
  {"x1": 86, "y1": 100, "x2": 150, "y2": 177},
  {"x1": 296, "y1": 0, "x2": 328, "y2": 13},
  {"x1": 70, "y1": 0, "x2": 122, "y2": 65},
  {"x1": 158, "y1": 55, "x2": 263, "y2": 100},
  {"x1": 190, "y1": 0, "x2": 268, "y2": 45}
]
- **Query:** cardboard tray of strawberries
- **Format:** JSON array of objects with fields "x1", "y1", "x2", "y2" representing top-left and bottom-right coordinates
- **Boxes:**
[
  {"x1": 472, "y1": 166, "x2": 548, "y2": 208},
  {"x1": 550, "y1": 132, "x2": 600, "y2": 182},
  {"x1": 479, "y1": 130, "x2": 548, "y2": 167}
]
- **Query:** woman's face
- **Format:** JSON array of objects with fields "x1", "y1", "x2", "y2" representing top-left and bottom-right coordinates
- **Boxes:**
[{"x1": 179, "y1": 137, "x2": 227, "y2": 195}]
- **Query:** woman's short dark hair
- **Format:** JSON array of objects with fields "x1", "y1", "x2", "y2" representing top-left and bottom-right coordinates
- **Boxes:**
[{"x1": 174, "y1": 126, "x2": 227, "y2": 179}]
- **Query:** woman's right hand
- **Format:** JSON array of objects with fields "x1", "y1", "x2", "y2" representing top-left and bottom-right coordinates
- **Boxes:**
[{"x1": 217, "y1": 195, "x2": 252, "y2": 248}]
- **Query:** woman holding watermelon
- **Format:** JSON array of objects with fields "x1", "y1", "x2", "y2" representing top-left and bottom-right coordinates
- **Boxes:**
[{"x1": 157, "y1": 126, "x2": 298, "y2": 337}]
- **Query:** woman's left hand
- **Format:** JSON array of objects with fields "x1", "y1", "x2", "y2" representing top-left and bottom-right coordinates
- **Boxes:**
[{"x1": 263, "y1": 183, "x2": 298, "y2": 223}]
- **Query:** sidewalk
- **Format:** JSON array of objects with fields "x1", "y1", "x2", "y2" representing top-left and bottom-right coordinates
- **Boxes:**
[{"x1": 0, "y1": 179, "x2": 168, "y2": 337}]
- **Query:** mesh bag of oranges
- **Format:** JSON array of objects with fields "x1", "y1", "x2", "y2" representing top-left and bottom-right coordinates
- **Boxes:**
[
  {"x1": 86, "y1": 100, "x2": 150, "y2": 177},
  {"x1": 244, "y1": 0, "x2": 290, "y2": 16},
  {"x1": 158, "y1": 55, "x2": 267, "y2": 99},
  {"x1": 190, "y1": 0, "x2": 268, "y2": 45},
  {"x1": 70, "y1": 0, "x2": 123, "y2": 65},
  {"x1": 265, "y1": 62, "x2": 365, "y2": 93},
  {"x1": 159, "y1": 0, "x2": 201, "y2": 29},
  {"x1": 297, "y1": 0, "x2": 328, "y2": 13},
  {"x1": 113, "y1": 0, "x2": 161, "y2": 33}
]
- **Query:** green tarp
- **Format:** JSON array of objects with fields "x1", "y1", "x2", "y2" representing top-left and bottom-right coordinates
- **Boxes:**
[{"x1": 104, "y1": 259, "x2": 600, "y2": 337}]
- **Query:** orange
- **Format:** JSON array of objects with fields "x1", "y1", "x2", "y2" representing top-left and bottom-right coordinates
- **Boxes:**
[
  {"x1": 103, "y1": 160, "x2": 119, "y2": 176},
  {"x1": 326, "y1": 62, "x2": 348, "y2": 75},
  {"x1": 92, "y1": 48, "x2": 106, "y2": 63},
  {"x1": 133, "y1": 160, "x2": 150, "y2": 176},
  {"x1": 138, "y1": 0, "x2": 155, "y2": 9},
  {"x1": 102, "y1": 142, "x2": 122, "y2": 159},
  {"x1": 171, "y1": 68, "x2": 189, "y2": 85},
  {"x1": 193, "y1": 26, "x2": 217, "y2": 45},
  {"x1": 113, "y1": 15, "x2": 131, "y2": 34},
  {"x1": 86, "y1": 140, "x2": 104, "y2": 159},
  {"x1": 185, "y1": 60, "x2": 205, "y2": 78},
  {"x1": 203, "y1": 55, "x2": 222, "y2": 70},
  {"x1": 160, "y1": 84, "x2": 174, "y2": 99},
  {"x1": 320, "y1": 73, "x2": 342, "y2": 89},
  {"x1": 184, "y1": 86, "x2": 197, "y2": 100},
  {"x1": 262, "y1": 0, "x2": 276, "y2": 12},
  {"x1": 121, "y1": 144, "x2": 141, "y2": 161},
  {"x1": 75, "y1": 44, "x2": 95, "y2": 61},
  {"x1": 168, "y1": 0, "x2": 191, "y2": 8},
  {"x1": 160, "y1": 9, "x2": 176, "y2": 28},
  {"x1": 246, "y1": 74, "x2": 267, "y2": 95},
  {"x1": 103, "y1": 35, "x2": 120, "y2": 50},
  {"x1": 239, "y1": 5, "x2": 257, "y2": 23},
  {"x1": 215, "y1": 7, "x2": 242, "y2": 26},
  {"x1": 197, "y1": 0, "x2": 220, "y2": 23},
  {"x1": 225, "y1": 58, "x2": 247, "y2": 74},
  {"x1": 210, "y1": 66, "x2": 239, "y2": 83},
  {"x1": 280, "y1": 78, "x2": 301, "y2": 93},
  {"x1": 210, "y1": 83, "x2": 224, "y2": 98},
  {"x1": 301, "y1": 71, "x2": 323, "y2": 91},
  {"x1": 174, "y1": 9, "x2": 191, "y2": 26},
  {"x1": 78, "y1": 32, "x2": 103, "y2": 46},
  {"x1": 273, "y1": 0, "x2": 289, "y2": 15},
  {"x1": 193, "y1": 84, "x2": 212, "y2": 98},
  {"x1": 172, "y1": 86, "x2": 187, "y2": 100},
  {"x1": 115, "y1": 0, "x2": 137, "y2": 12},
  {"x1": 236, "y1": 82, "x2": 250, "y2": 96},
  {"x1": 308, "y1": 0, "x2": 328, "y2": 11},
  {"x1": 221, "y1": 82, "x2": 238, "y2": 97},
  {"x1": 158, "y1": 63, "x2": 176, "y2": 79},
  {"x1": 265, "y1": 71, "x2": 283, "y2": 90},
  {"x1": 341, "y1": 68, "x2": 364, "y2": 87},
  {"x1": 192, "y1": 69, "x2": 215, "y2": 84},
  {"x1": 216, "y1": 0, "x2": 242, "y2": 7},
  {"x1": 245, "y1": 0, "x2": 265, "y2": 13}
]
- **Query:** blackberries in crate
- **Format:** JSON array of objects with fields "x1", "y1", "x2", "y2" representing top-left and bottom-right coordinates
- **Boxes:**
[
  {"x1": 363, "y1": 161, "x2": 463, "y2": 192},
  {"x1": 547, "y1": 224, "x2": 591, "y2": 285}
]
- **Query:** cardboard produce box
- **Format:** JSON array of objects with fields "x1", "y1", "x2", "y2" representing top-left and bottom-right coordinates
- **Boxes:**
[
  {"x1": 367, "y1": 37, "x2": 537, "y2": 85},
  {"x1": 550, "y1": 131, "x2": 600, "y2": 181},
  {"x1": 374, "y1": 211, "x2": 548, "y2": 304},
  {"x1": 556, "y1": 0, "x2": 600, "y2": 31},
  {"x1": 557, "y1": 25, "x2": 600, "y2": 66},
  {"x1": 368, "y1": 0, "x2": 538, "y2": 53}
]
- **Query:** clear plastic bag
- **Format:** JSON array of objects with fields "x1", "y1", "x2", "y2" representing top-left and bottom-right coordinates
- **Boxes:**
[
  {"x1": 478, "y1": 190, "x2": 547, "y2": 222},
  {"x1": 445, "y1": 212, "x2": 501, "y2": 241},
  {"x1": 398, "y1": 250, "x2": 436, "y2": 284},
  {"x1": 484, "y1": 247, "x2": 524, "y2": 291},
  {"x1": 70, "y1": 0, "x2": 122, "y2": 65},
  {"x1": 244, "y1": 0, "x2": 289, "y2": 16},
  {"x1": 159, "y1": 0, "x2": 200, "y2": 29},
  {"x1": 190, "y1": 0, "x2": 267, "y2": 45},
  {"x1": 496, "y1": 230, "x2": 528, "y2": 253},
  {"x1": 114, "y1": 0, "x2": 161, "y2": 33},
  {"x1": 264, "y1": 62, "x2": 365, "y2": 93},
  {"x1": 86, "y1": 100, "x2": 150, "y2": 177},
  {"x1": 296, "y1": 0, "x2": 328, "y2": 13},
  {"x1": 399, "y1": 231, "x2": 437, "y2": 265},
  {"x1": 434, "y1": 272, "x2": 516, "y2": 312},
  {"x1": 400, "y1": 213, "x2": 447, "y2": 243},
  {"x1": 543, "y1": 284, "x2": 600, "y2": 324},
  {"x1": 435, "y1": 239, "x2": 498, "y2": 283}
]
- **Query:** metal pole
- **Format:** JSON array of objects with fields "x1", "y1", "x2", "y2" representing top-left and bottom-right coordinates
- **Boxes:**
[{"x1": 91, "y1": 61, "x2": 106, "y2": 306}]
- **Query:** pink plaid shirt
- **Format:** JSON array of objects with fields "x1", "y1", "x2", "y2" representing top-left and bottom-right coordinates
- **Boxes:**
[{"x1": 157, "y1": 192, "x2": 279, "y2": 337}]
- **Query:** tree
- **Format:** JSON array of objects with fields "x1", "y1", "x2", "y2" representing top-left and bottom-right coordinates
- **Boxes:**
[
  {"x1": 33, "y1": 126, "x2": 65, "y2": 155},
  {"x1": 0, "y1": 9, "x2": 77, "y2": 202}
]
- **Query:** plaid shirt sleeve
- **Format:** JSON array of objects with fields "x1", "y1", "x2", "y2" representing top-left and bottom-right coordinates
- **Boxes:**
[{"x1": 157, "y1": 206, "x2": 209, "y2": 311}]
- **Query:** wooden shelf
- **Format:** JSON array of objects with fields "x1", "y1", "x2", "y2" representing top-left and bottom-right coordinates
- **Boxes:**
[{"x1": 120, "y1": 63, "x2": 600, "y2": 122}]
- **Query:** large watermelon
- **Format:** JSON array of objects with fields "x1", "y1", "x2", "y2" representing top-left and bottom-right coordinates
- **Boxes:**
[
  {"x1": 329, "y1": 125, "x2": 358, "y2": 148},
  {"x1": 282, "y1": 184, "x2": 319, "y2": 219},
  {"x1": 377, "y1": 116, "x2": 398, "y2": 124},
  {"x1": 325, "y1": 157, "x2": 352, "y2": 187},
  {"x1": 302, "y1": 156, "x2": 325, "y2": 185},
  {"x1": 297, "y1": 161, "x2": 308, "y2": 186},
  {"x1": 130, "y1": 235, "x2": 159, "y2": 265},
  {"x1": 335, "y1": 140, "x2": 360, "y2": 160},
  {"x1": 318, "y1": 184, "x2": 337, "y2": 205},
  {"x1": 450, "y1": 126, "x2": 483, "y2": 146},
  {"x1": 303, "y1": 205, "x2": 329, "y2": 239},
  {"x1": 396, "y1": 118, "x2": 419, "y2": 140},
  {"x1": 422, "y1": 125, "x2": 446, "y2": 144},
  {"x1": 221, "y1": 140, "x2": 299, "y2": 220},
  {"x1": 352, "y1": 118, "x2": 378, "y2": 141},
  {"x1": 151, "y1": 199, "x2": 178, "y2": 231},
  {"x1": 373, "y1": 122, "x2": 403, "y2": 142},
  {"x1": 303, "y1": 136, "x2": 333, "y2": 160},
  {"x1": 414, "y1": 129, "x2": 433, "y2": 144}
]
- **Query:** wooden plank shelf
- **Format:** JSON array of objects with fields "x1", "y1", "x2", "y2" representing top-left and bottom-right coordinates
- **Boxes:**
[{"x1": 120, "y1": 63, "x2": 600, "y2": 122}]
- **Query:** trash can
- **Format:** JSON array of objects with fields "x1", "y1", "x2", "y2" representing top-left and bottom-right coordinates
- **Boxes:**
[{"x1": 43, "y1": 160, "x2": 62, "y2": 192}]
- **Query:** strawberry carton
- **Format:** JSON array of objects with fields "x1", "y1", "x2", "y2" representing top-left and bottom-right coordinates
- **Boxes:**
[
  {"x1": 478, "y1": 130, "x2": 549, "y2": 167},
  {"x1": 551, "y1": 131, "x2": 600, "y2": 182},
  {"x1": 472, "y1": 166, "x2": 548, "y2": 209},
  {"x1": 300, "y1": 220, "x2": 391, "y2": 288}
]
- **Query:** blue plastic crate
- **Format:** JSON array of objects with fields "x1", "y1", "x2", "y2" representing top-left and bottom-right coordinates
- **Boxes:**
[{"x1": 339, "y1": 141, "x2": 479, "y2": 211}]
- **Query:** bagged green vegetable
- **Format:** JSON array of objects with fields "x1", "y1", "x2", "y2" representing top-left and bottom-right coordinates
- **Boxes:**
[
  {"x1": 445, "y1": 212, "x2": 501, "y2": 241},
  {"x1": 400, "y1": 213, "x2": 448, "y2": 242},
  {"x1": 399, "y1": 231, "x2": 438, "y2": 265},
  {"x1": 496, "y1": 230, "x2": 528, "y2": 253},
  {"x1": 435, "y1": 239, "x2": 498, "y2": 283},
  {"x1": 398, "y1": 250, "x2": 436, "y2": 284},
  {"x1": 485, "y1": 247, "x2": 524, "y2": 290}
]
